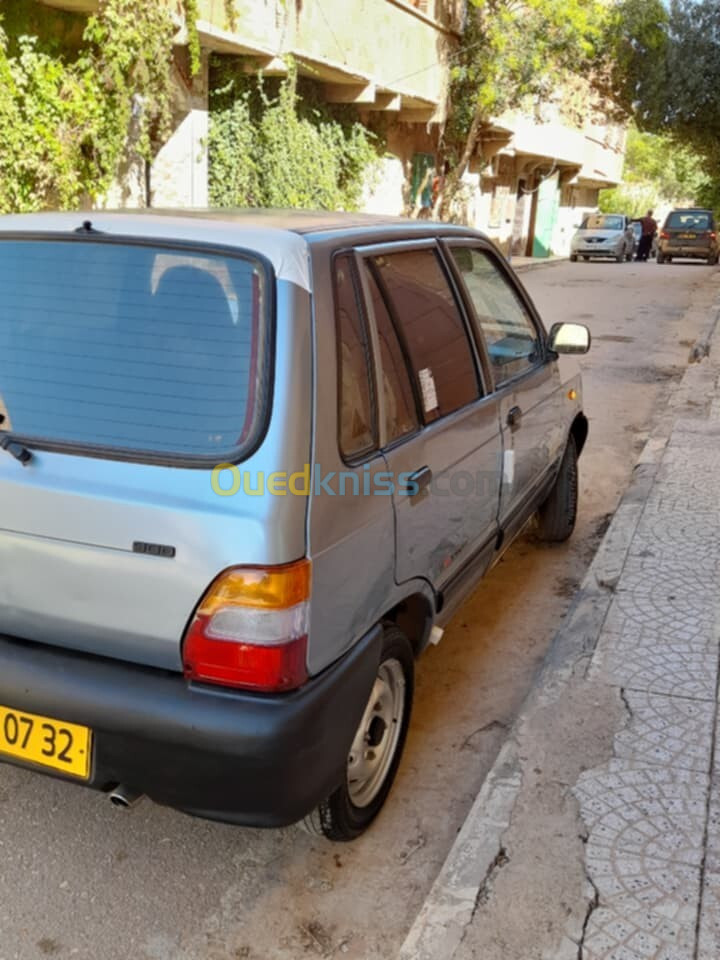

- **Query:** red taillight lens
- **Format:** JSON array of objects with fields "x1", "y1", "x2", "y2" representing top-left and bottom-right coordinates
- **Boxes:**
[
  {"x1": 660, "y1": 231, "x2": 669, "y2": 240},
  {"x1": 182, "y1": 560, "x2": 311, "y2": 692},
  {"x1": 710, "y1": 232, "x2": 717, "y2": 240}
]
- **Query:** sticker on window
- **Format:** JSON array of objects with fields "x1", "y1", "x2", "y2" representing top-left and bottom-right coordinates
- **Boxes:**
[
  {"x1": 418, "y1": 368, "x2": 439, "y2": 414},
  {"x1": 503, "y1": 449, "x2": 515, "y2": 487}
]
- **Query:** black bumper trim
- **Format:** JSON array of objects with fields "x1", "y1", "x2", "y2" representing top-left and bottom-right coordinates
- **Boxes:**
[{"x1": 0, "y1": 626, "x2": 383, "y2": 827}]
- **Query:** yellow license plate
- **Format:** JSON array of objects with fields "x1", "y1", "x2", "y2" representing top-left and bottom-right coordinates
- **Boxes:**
[{"x1": 0, "y1": 705, "x2": 91, "y2": 780}]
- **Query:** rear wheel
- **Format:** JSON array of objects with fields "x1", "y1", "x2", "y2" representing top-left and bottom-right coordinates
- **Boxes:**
[
  {"x1": 582, "y1": 255, "x2": 590, "y2": 261},
  {"x1": 708, "y1": 253, "x2": 719, "y2": 265},
  {"x1": 536, "y1": 436, "x2": 578, "y2": 543},
  {"x1": 303, "y1": 625, "x2": 414, "y2": 841},
  {"x1": 569, "y1": 254, "x2": 578, "y2": 262},
  {"x1": 657, "y1": 253, "x2": 665, "y2": 264}
]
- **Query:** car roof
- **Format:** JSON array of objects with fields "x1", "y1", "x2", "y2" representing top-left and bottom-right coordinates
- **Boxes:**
[{"x1": 0, "y1": 209, "x2": 483, "y2": 292}]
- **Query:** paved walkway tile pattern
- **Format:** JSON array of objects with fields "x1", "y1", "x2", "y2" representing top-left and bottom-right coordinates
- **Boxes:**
[{"x1": 576, "y1": 415, "x2": 720, "y2": 959}]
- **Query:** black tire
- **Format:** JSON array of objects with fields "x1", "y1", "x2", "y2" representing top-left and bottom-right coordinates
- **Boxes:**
[
  {"x1": 625, "y1": 249, "x2": 633, "y2": 262},
  {"x1": 657, "y1": 253, "x2": 665, "y2": 264},
  {"x1": 536, "y1": 436, "x2": 578, "y2": 543},
  {"x1": 303, "y1": 625, "x2": 414, "y2": 841},
  {"x1": 582, "y1": 255, "x2": 590, "y2": 261},
  {"x1": 615, "y1": 250, "x2": 624, "y2": 262},
  {"x1": 569, "y1": 254, "x2": 578, "y2": 262}
]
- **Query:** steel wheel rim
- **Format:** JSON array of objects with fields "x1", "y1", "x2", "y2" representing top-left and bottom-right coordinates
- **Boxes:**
[{"x1": 347, "y1": 658, "x2": 405, "y2": 808}]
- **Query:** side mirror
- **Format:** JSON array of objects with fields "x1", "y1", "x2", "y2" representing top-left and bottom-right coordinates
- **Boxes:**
[{"x1": 548, "y1": 322, "x2": 591, "y2": 355}]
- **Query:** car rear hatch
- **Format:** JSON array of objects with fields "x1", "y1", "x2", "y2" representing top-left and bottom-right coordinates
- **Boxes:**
[
  {"x1": 0, "y1": 234, "x2": 310, "y2": 672},
  {"x1": 663, "y1": 213, "x2": 714, "y2": 251}
]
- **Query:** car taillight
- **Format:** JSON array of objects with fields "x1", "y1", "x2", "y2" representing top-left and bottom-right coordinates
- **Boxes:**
[
  {"x1": 711, "y1": 232, "x2": 717, "y2": 240},
  {"x1": 182, "y1": 559, "x2": 311, "y2": 692},
  {"x1": 660, "y1": 231, "x2": 669, "y2": 240}
]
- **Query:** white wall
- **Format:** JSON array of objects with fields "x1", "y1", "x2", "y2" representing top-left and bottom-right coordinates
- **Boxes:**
[{"x1": 361, "y1": 155, "x2": 406, "y2": 215}]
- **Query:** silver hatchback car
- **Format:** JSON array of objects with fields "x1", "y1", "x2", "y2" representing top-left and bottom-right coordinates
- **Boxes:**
[
  {"x1": 0, "y1": 211, "x2": 589, "y2": 840},
  {"x1": 570, "y1": 213, "x2": 635, "y2": 262}
]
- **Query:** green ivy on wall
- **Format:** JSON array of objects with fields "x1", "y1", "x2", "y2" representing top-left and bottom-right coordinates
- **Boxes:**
[
  {"x1": 183, "y1": 0, "x2": 202, "y2": 77},
  {"x1": 0, "y1": 0, "x2": 176, "y2": 213},
  {"x1": 208, "y1": 57, "x2": 383, "y2": 211}
]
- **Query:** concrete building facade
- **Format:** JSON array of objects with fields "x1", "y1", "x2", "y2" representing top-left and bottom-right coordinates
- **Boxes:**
[{"x1": 38, "y1": 0, "x2": 625, "y2": 258}]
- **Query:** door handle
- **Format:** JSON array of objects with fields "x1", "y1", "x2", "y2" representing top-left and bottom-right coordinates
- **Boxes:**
[
  {"x1": 408, "y1": 465, "x2": 432, "y2": 497},
  {"x1": 507, "y1": 406, "x2": 522, "y2": 431}
]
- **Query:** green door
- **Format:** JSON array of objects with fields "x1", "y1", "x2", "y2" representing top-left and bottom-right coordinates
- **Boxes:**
[{"x1": 532, "y1": 172, "x2": 560, "y2": 258}]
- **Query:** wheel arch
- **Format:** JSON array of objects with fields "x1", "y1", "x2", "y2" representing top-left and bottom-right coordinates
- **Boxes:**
[
  {"x1": 382, "y1": 592, "x2": 435, "y2": 658},
  {"x1": 570, "y1": 412, "x2": 588, "y2": 457}
]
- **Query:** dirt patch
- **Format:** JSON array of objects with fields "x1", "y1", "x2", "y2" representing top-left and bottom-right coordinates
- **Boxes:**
[
  {"x1": 553, "y1": 575, "x2": 581, "y2": 599},
  {"x1": 594, "y1": 334, "x2": 635, "y2": 343},
  {"x1": 628, "y1": 364, "x2": 685, "y2": 383}
]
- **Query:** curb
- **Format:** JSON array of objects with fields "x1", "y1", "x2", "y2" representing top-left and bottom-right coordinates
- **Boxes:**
[
  {"x1": 689, "y1": 297, "x2": 720, "y2": 362},
  {"x1": 397, "y1": 286, "x2": 720, "y2": 960},
  {"x1": 512, "y1": 258, "x2": 566, "y2": 274}
]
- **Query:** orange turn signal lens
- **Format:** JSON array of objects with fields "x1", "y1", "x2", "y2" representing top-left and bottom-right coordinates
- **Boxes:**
[
  {"x1": 196, "y1": 559, "x2": 311, "y2": 615},
  {"x1": 567, "y1": 388, "x2": 577, "y2": 401}
]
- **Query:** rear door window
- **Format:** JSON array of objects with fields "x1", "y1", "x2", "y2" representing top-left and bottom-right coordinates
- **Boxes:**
[
  {"x1": 369, "y1": 248, "x2": 480, "y2": 423},
  {"x1": 362, "y1": 262, "x2": 419, "y2": 445},
  {"x1": 0, "y1": 240, "x2": 269, "y2": 460}
]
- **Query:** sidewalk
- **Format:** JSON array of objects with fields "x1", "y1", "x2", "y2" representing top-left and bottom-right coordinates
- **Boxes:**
[{"x1": 399, "y1": 284, "x2": 720, "y2": 960}]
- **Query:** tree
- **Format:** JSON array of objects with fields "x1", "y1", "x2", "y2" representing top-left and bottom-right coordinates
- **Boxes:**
[
  {"x1": 603, "y1": 0, "x2": 668, "y2": 125},
  {"x1": 433, "y1": 0, "x2": 609, "y2": 219},
  {"x1": 610, "y1": 0, "x2": 720, "y2": 207},
  {"x1": 661, "y1": 0, "x2": 720, "y2": 165},
  {"x1": 598, "y1": 125, "x2": 709, "y2": 216}
]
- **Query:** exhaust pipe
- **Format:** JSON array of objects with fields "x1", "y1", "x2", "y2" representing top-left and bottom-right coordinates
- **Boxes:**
[{"x1": 108, "y1": 785, "x2": 144, "y2": 809}]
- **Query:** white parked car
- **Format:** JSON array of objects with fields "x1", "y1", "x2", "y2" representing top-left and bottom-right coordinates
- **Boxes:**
[{"x1": 570, "y1": 213, "x2": 635, "y2": 263}]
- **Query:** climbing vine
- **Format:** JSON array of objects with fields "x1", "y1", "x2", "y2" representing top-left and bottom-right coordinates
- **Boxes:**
[
  {"x1": 0, "y1": 0, "x2": 176, "y2": 213},
  {"x1": 183, "y1": 0, "x2": 202, "y2": 77},
  {"x1": 208, "y1": 57, "x2": 383, "y2": 211}
]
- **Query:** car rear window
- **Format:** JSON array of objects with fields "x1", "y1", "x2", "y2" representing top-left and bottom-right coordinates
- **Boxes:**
[
  {"x1": 0, "y1": 240, "x2": 269, "y2": 460},
  {"x1": 666, "y1": 211, "x2": 712, "y2": 230}
]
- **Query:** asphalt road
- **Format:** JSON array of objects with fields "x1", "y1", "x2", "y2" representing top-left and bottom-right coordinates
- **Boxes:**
[{"x1": 0, "y1": 260, "x2": 717, "y2": 960}]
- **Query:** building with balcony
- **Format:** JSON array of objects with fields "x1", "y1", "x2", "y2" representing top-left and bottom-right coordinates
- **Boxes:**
[{"x1": 32, "y1": 0, "x2": 626, "y2": 257}]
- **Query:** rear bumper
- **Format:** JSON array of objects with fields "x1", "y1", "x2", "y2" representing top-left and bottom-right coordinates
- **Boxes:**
[
  {"x1": 661, "y1": 244, "x2": 714, "y2": 258},
  {"x1": 0, "y1": 626, "x2": 383, "y2": 827}
]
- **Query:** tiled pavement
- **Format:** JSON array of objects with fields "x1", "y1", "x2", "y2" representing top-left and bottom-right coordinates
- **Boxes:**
[{"x1": 576, "y1": 415, "x2": 720, "y2": 959}]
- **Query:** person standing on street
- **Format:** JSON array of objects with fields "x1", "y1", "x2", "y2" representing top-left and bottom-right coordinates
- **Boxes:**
[{"x1": 636, "y1": 209, "x2": 658, "y2": 261}]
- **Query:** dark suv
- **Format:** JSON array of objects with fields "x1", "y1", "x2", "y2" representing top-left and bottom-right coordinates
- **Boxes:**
[{"x1": 657, "y1": 208, "x2": 719, "y2": 264}]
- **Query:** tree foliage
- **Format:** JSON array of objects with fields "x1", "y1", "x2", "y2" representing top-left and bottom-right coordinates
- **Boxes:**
[
  {"x1": 0, "y1": 0, "x2": 176, "y2": 213},
  {"x1": 610, "y1": 0, "x2": 720, "y2": 209},
  {"x1": 435, "y1": 0, "x2": 610, "y2": 218},
  {"x1": 208, "y1": 58, "x2": 382, "y2": 211},
  {"x1": 599, "y1": 125, "x2": 709, "y2": 216}
]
